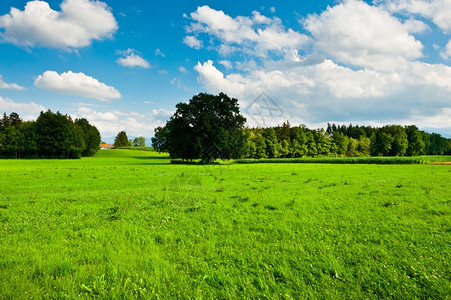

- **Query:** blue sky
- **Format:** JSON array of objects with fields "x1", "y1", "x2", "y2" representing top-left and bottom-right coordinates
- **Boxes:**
[{"x1": 0, "y1": 0, "x2": 450, "y2": 140}]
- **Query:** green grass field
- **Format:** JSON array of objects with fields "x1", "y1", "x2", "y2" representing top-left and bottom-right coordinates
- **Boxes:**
[{"x1": 0, "y1": 150, "x2": 450, "y2": 299}]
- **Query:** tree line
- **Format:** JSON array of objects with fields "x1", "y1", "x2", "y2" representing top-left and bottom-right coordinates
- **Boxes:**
[
  {"x1": 113, "y1": 131, "x2": 146, "y2": 148},
  {"x1": 0, "y1": 111, "x2": 100, "y2": 159},
  {"x1": 243, "y1": 122, "x2": 451, "y2": 159},
  {"x1": 153, "y1": 93, "x2": 451, "y2": 161}
]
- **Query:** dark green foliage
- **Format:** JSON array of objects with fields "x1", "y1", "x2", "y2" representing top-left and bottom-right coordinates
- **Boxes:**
[
  {"x1": 152, "y1": 126, "x2": 169, "y2": 153},
  {"x1": 114, "y1": 131, "x2": 130, "y2": 148},
  {"x1": 74, "y1": 118, "x2": 101, "y2": 156},
  {"x1": 0, "y1": 111, "x2": 101, "y2": 159},
  {"x1": 405, "y1": 125, "x2": 425, "y2": 156},
  {"x1": 153, "y1": 93, "x2": 247, "y2": 162},
  {"x1": 428, "y1": 133, "x2": 448, "y2": 155},
  {"x1": 35, "y1": 110, "x2": 78, "y2": 158},
  {"x1": 240, "y1": 123, "x2": 449, "y2": 159}
]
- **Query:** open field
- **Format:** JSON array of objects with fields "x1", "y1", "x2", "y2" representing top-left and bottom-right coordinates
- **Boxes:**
[{"x1": 0, "y1": 150, "x2": 450, "y2": 298}]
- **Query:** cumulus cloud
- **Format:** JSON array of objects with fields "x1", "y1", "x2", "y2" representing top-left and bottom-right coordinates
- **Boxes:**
[
  {"x1": 385, "y1": 0, "x2": 451, "y2": 33},
  {"x1": 303, "y1": 0, "x2": 423, "y2": 71},
  {"x1": 183, "y1": 35, "x2": 203, "y2": 49},
  {"x1": 74, "y1": 106, "x2": 173, "y2": 137},
  {"x1": 34, "y1": 70, "x2": 121, "y2": 101},
  {"x1": 0, "y1": 96, "x2": 45, "y2": 119},
  {"x1": 184, "y1": 5, "x2": 310, "y2": 56},
  {"x1": 0, "y1": 0, "x2": 117, "y2": 50},
  {"x1": 188, "y1": 3, "x2": 451, "y2": 132},
  {"x1": 116, "y1": 49, "x2": 151, "y2": 69},
  {"x1": 178, "y1": 66, "x2": 188, "y2": 73},
  {"x1": 194, "y1": 57, "x2": 451, "y2": 128},
  {"x1": 441, "y1": 40, "x2": 451, "y2": 59},
  {"x1": 0, "y1": 75, "x2": 26, "y2": 90}
]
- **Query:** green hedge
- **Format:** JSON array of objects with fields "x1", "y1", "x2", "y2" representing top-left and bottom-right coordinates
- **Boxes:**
[{"x1": 235, "y1": 156, "x2": 451, "y2": 165}]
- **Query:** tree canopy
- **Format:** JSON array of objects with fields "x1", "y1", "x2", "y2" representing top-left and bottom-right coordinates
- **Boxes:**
[
  {"x1": 0, "y1": 111, "x2": 101, "y2": 159},
  {"x1": 152, "y1": 93, "x2": 247, "y2": 162},
  {"x1": 114, "y1": 131, "x2": 131, "y2": 148}
]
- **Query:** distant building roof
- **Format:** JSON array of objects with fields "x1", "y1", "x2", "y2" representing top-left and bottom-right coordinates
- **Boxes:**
[{"x1": 99, "y1": 143, "x2": 114, "y2": 149}]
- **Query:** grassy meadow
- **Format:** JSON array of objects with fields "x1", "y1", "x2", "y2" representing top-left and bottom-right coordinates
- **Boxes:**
[{"x1": 0, "y1": 150, "x2": 450, "y2": 298}]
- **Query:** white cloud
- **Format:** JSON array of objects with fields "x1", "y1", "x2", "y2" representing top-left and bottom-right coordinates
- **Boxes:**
[
  {"x1": 385, "y1": 0, "x2": 451, "y2": 33},
  {"x1": 74, "y1": 106, "x2": 173, "y2": 137},
  {"x1": 270, "y1": 7, "x2": 276, "y2": 13},
  {"x1": 0, "y1": 96, "x2": 45, "y2": 120},
  {"x1": 34, "y1": 70, "x2": 121, "y2": 101},
  {"x1": 194, "y1": 54, "x2": 451, "y2": 128},
  {"x1": 0, "y1": 75, "x2": 26, "y2": 90},
  {"x1": 441, "y1": 40, "x2": 451, "y2": 59},
  {"x1": 219, "y1": 60, "x2": 233, "y2": 69},
  {"x1": 185, "y1": 5, "x2": 310, "y2": 56},
  {"x1": 0, "y1": 0, "x2": 117, "y2": 50},
  {"x1": 154, "y1": 48, "x2": 165, "y2": 57},
  {"x1": 183, "y1": 2, "x2": 451, "y2": 132},
  {"x1": 178, "y1": 66, "x2": 188, "y2": 73},
  {"x1": 183, "y1": 35, "x2": 203, "y2": 49},
  {"x1": 403, "y1": 18, "x2": 429, "y2": 33},
  {"x1": 410, "y1": 107, "x2": 451, "y2": 130},
  {"x1": 77, "y1": 106, "x2": 118, "y2": 121},
  {"x1": 303, "y1": 0, "x2": 423, "y2": 71},
  {"x1": 117, "y1": 50, "x2": 151, "y2": 69}
]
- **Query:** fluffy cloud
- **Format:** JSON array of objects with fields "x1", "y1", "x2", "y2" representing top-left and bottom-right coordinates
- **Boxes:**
[
  {"x1": 0, "y1": 0, "x2": 117, "y2": 49},
  {"x1": 194, "y1": 58, "x2": 451, "y2": 127},
  {"x1": 441, "y1": 40, "x2": 451, "y2": 60},
  {"x1": 186, "y1": 2, "x2": 450, "y2": 133},
  {"x1": 183, "y1": 35, "x2": 203, "y2": 49},
  {"x1": 303, "y1": 0, "x2": 423, "y2": 71},
  {"x1": 385, "y1": 0, "x2": 451, "y2": 33},
  {"x1": 0, "y1": 96, "x2": 45, "y2": 119},
  {"x1": 185, "y1": 5, "x2": 310, "y2": 56},
  {"x1": 0, "y1": 75, "x2": 26, "y2": 90},
  {"x1": 34, "y1": 71, "x2": 121, "y2": 101},
  {"x1": 116, "y1": 49, "x2": 151, "y2": 69},
  {"x1": 74, "y1": 106, "x2": 173, "y2": 137}
]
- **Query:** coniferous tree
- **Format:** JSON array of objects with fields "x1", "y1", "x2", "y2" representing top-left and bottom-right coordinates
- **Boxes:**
[{"x1": 114, "y1": 131, "x2": 130, "y2": 148}]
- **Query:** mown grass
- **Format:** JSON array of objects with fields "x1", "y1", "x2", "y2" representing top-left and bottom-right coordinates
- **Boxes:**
[{"x1": 0, "y1": 150, "x2": 450, "y2": 298}]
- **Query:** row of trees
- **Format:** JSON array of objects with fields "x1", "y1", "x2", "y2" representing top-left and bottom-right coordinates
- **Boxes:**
[
  {"x1": 0, "y1": 111, "x2": 100, "y2": 159},
  {"x1": 243, "y1": 123, "x2": 450, "y2": 159},
  {"x1": 113, "y1": 131, "x2": 146, "y2": 148},
  {"x1": 153, "y1": 93, "x2": 451, "y2": 161}
]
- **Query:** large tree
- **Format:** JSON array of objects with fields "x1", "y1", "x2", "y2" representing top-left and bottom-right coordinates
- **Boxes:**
[{"x1": 152, "y1": 93, "x2": 247, "y2": 162}]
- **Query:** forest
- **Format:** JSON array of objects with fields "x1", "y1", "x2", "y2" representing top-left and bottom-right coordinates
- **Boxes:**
[
  {"x1": 241, "y1": 122, "x2": 451, "y2": 159},
  {"x1": 0, "y1": 111, "x2": 100, "y2": 159}
]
